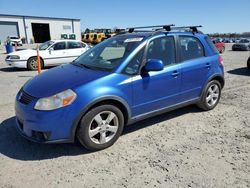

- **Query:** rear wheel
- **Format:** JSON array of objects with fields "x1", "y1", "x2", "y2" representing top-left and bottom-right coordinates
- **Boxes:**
[
  {"x1": 27, "y1": 57, "x2": 44, "y2": 71},
  {"x1": 220, "y1": 47, "x2": 225, "y2": 53},
  {"x1": 197, "y1": 80, "x2": 221, "y2": 111},
  {"x1": 77, "y1": 105, "x2": 124, "y2": 151},
  {"x1": 247, "y1": 57, "x2": 250, "y2": 69}
]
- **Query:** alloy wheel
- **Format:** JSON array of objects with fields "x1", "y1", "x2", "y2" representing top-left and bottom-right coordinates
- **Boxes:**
[
  {"x1": 88, "y1": 111, "x2": 119, "y2": 144},
  {"x1": 206, "y1": 84, "x2": 220, "y2": 107}
]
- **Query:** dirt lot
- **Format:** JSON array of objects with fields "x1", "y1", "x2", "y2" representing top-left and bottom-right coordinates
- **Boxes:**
[{"x1": 0, "y1": 44, "x2": 249, "y2": 188}]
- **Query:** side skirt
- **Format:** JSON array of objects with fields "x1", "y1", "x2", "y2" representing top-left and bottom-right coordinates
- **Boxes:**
[{"x1": 127, "y1": 98, "x2": 200, "y2": 125}]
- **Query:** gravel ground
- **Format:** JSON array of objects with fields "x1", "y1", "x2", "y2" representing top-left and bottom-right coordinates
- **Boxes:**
[{"x1": 0, "y1": 44, "x2": 249, "y2": 188}]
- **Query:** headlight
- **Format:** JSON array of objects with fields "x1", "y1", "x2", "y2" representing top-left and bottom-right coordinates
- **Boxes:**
[
  {"x1": 34, "y1": 89, "x2": 76, "y2": 111},
  {"x1": 9, "y1": 55, "x2": 20, "y2": 60}
]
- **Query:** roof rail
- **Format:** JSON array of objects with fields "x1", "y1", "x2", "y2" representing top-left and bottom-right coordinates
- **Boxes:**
[
  {"x1": 171, "y1": 25, "x2": 203, "y2": 33},
  {"x1": 126, "y1": 24, "x2": 175, "y2": 33},
  {"x1": 118, "y1": 25, "x2": 203, "y2": 35}
]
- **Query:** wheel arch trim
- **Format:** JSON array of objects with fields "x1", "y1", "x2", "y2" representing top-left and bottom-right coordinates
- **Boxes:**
[{"x1": 70, "y1": 95, "x2": 131, "y2": 141}]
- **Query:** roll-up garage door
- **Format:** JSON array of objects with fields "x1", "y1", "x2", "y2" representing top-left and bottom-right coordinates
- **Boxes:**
[{"x1": 0, "y1": 21, "x2": 19, "y2": 44}]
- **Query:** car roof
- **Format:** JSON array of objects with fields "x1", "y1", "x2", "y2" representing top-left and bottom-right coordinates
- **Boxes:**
[{"x1": 50, "y1": 39, "x2": 83, "y2": 43}]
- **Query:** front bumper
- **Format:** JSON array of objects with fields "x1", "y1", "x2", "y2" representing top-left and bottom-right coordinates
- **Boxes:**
[
  {"x1": 15, "y1": 90, "x2": 78, "y2": 143},
  {"x1": 5, "y1": 60, "x2": 27, "y2": 68}
]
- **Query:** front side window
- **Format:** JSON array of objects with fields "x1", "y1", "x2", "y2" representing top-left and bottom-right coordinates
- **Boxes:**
[
  {"x1": 51, "y1": 42, "x2": 66, "y2": 50},
  {"x1": 123, "y1": 47, "x2": 145, "y2": 75},
  {"x1": 73, "y1": 36, "x2": 144, "y2": 72},
  {"x1": 179, "y1": 36, "x2": 205, "y2": 62},
  {"x1": 146, "y1": 37, "x2": 176, "y2": 66},
  {"x1": 39, "y1": 41, "x2": 54, "y2": 50}
]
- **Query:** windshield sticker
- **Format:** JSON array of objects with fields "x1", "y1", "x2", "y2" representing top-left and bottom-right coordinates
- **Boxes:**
[{"x1": 124, "y1": 38, "x2": 143, "y2": 43}]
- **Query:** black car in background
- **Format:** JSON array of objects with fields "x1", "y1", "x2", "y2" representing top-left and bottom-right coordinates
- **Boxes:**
[{"x1": 232, "y1": 39, "x2": 250, "y2": 51}]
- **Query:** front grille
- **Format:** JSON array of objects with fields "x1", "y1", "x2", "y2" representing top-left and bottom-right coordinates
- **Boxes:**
[{"x1": 19, "y1": 90, "x2": 35, "y2": 104}]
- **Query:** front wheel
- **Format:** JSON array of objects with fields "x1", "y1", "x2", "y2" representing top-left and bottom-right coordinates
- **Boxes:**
[
  {"x1": 77, "y1": 105, "x2": 124, "y2": 151},
  {"x1": 27, "y1": 57, "x2": 44, "y2": 71},
  {"x1": 197, "y1": 80, "x2": 221, "y2": 111}
]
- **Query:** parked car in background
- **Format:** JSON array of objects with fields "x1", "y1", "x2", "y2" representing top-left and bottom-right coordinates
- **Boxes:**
[
  {"x1": 247, "y1": 56, "x2": 250, "y2": 69},
  {"x1": 8, "y1": 36, "x2": 22, "y2": 46},
  {"x1": 15, "y1": 25, "x2": 224, "y2": 151},
  {"x1": 223, "y1": 38, "x2": 233, "y2": 43},
  {"x1": 232, "y1": 38, "x2": 250, "y2": 51},
  {"x1": 212, "y1": 39, "x2": 225, "y2": 53},
  {"x1": 5, "y1": 40, "x2": 90, "y2": 70}
]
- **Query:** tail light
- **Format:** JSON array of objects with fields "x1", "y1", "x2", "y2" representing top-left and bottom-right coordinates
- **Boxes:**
[{"x1": 218, "y1": 56, "x2": 224, "y2": 67}]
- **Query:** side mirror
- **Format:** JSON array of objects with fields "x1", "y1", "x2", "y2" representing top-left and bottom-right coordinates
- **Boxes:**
[
  {"x1": 48, "y1": 47, "x2": 54, "y2": 54},
  {"x1": 143, "y1": 59, "x2": 164, "y2": 72}
]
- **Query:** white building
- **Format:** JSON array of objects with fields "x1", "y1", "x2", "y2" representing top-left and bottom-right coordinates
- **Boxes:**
[{"x1": 0, "y1": 14, "x2": 81, "y2": 44}]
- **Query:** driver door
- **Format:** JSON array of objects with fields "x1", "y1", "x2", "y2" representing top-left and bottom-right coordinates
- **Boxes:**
[
  {"x1": 45, "y1": 42, "x2": 67, "y2": 66},
  {"x1": 125, "y1": 36, "x2": 181, "y2": 117}
]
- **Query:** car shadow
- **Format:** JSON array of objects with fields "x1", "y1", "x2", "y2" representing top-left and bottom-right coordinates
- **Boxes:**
[
  {"x1": 227, "y1": 67, "x2": 250, "y2": 76},
  {"x1": 0, "y1": 105, "x2": 201, "y2": 161},
  {"x1": 0, "y1": 67, "x2": 51, "y2": 72},
  {"x1": 123, "y1": 105, "x2": 201, "y2": 135},
  {"x1": 0, "y1": 67, "x2": 27, "y2": 72},
  {"x1": 0, "y1": 117, "x2": 90, "y2": 161}
]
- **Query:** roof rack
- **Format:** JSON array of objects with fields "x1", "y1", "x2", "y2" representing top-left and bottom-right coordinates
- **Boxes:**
[
  {"x1": 123, "y1": 24, "x2": 203, "y2": 35},
  {"x1": 126, "y1": 24, "x2": 175, "y2": 33},
  {"x1": 171, "y1": 25, "x2": 203, "y2": 33}
]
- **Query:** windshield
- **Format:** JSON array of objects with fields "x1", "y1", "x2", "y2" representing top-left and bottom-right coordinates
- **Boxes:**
[
  {"x1": 73, "y1": 35, "x2": 144, "y2": 71},
  {"x1": 39, "y1": 41, "x2": 54, "y2": 50},
  {"x1": 10, "y1": 37, "x2": 19, "y2": 39}
]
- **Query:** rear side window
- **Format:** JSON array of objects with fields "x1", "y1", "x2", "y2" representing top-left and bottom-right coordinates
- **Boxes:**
[
  {"x1": 146, "y1": 36, "x2": 176, "y2": 66},
  {"x1": 205, "y1": 37, "x2": 219, "y2": 54},
  {"x1": 68, "y1": 42, "x2": 82, "y2": 49},
  {"x1": 179, "y1": 36, "x2": 205, "y2": 62},
  {"x1": 52, "y1": 42, "x2": 66, "y2": 50}
]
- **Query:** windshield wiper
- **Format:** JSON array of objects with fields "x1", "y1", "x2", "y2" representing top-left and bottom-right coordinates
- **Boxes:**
[{"x1": 72, "y1": 62, "x2": 93, "y2": 70}]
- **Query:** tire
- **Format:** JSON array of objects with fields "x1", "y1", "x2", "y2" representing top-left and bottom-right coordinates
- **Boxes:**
[
  {"x1": 77, "y1": 105, "x2": 124, "y2": 151},
  {"x1": 197, "y1": 80, "x2": 221, "y2": 111},
  {"x1": 220, "y1": 47, "x2": 225, "y2": 53},
  {"x1": 247, "y1": 57, "x2": 250, "y2": 69},
  {"x1": 27, "y1": 57, "x2": 44, "y2": 71}
]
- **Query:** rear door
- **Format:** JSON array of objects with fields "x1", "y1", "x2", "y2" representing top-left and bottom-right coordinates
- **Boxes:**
[
  {"x1": 178, "y1": 35, "x2": 213, "y2": 101},
  {"x1": 66, "y1": 41, "x2": 87, "y2": 62}
]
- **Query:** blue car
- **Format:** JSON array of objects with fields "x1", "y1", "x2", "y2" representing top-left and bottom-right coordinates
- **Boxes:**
[{"x1": 15, "y1": 25, "x2": 224, "y2": 151}]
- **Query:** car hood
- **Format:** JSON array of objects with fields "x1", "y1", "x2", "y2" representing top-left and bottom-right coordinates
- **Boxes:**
[
  {"x1": 23, "y1": 64, "x2": 110, "y2": 98},
  {"x1": 9, "y1": 49, "x2": 36, "y2": 56}
]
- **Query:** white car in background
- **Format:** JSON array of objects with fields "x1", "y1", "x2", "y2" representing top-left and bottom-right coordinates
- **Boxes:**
[
  {"x1": 5, "y1": 40, "x2": 90, "y2": 70},
  {"x1": 8, "y1": 36, "x2": 23, "y2": 46}
]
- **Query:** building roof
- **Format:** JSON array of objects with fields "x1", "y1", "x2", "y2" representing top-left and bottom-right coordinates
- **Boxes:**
[{"x1": 0, "y1": 14, "x2": 80, "y2": 21}]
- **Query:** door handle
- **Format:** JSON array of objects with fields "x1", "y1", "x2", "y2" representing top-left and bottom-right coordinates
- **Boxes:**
[
  {"x1": 205, "y1": 62, "x2": 211, "y2": 68},
  {"x1": 172, "y1": 70, "x2": 179, "y2": 77}
]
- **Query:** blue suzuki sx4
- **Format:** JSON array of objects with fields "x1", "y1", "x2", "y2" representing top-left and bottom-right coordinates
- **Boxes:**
[{"x1": 15, "y1": 25, "x2": 224, "y2": 151}]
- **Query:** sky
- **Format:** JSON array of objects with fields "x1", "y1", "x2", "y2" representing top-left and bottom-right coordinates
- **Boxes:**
[{"x1": 0, "y1": 0, "x2": 249, "y2": 34}]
